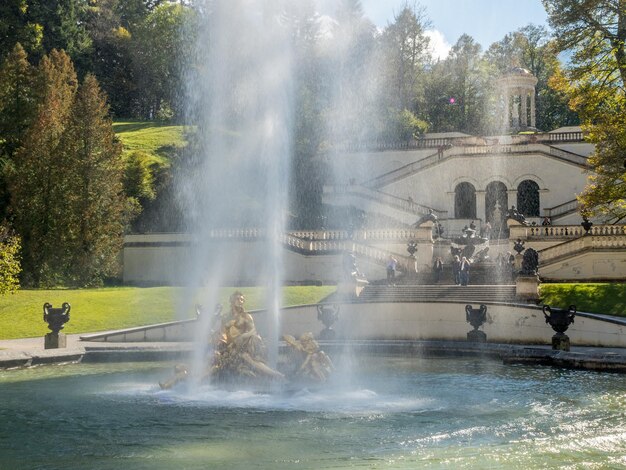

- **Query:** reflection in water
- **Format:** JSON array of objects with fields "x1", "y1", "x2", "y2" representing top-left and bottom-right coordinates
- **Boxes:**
[{"x1": 0, "y1": 357, "x2": 625, "y2": 469}]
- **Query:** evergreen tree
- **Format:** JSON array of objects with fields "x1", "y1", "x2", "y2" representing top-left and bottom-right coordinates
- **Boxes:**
[
  {"x1": 437, "y1": 34, "x2": 491, "y2": 134},
  {"x1": 27, "y1": 0, "x2": 93, "y2": 73},
  {"x1": 0, "y1": 43, "x2": 38, "y2": 220},
  {"x1": 58, "y1": 74, "x2": 127, "y2": 285},
  {"x1": 379, "y1": 4, "x2": 432, "y2": 116},
  {"x1": 8, "y1": 49, "x2": 77, "y2": 286},
  {"x1": 0, "y1": 0, "x2": 43, "y2": 59}
]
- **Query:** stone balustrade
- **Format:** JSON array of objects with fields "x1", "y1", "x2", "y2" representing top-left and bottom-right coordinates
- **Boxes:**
[
  {"x1": 544, "y1": 199, "x2": 579, "y2": 218},
  {"x1": 540, "y1": 235, "x2": 626, "y2": 265},
  {"x1": 358, "y1": 141, "x2": 586, "y2": 193},
  {"x1": 280, "y1": 233, "x2": 416, "y2": 272},
  {"x1": 125, "y1": 228, "x2": 432, "y2": 258},
  {"x1": 338, "y1": 131, "x2": 584, "y2": 153},
  {"x1": 510, "y1": 224, "x2": 626, "y2": 240},
  {"x1": 324, "y1": 184, "x2": 442, "y2": 216}
]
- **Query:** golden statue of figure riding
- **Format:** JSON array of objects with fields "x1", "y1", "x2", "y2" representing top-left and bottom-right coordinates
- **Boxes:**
[{"x1": 160, "y1": 291, "x2": 333, "y2": 390}]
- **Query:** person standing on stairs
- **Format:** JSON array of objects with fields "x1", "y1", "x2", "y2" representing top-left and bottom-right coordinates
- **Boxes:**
[
  {"x1": 452, "y1": 255, "x2": 461, "y2": 285},
  {"x1": 460, "y1": 256, "x2": 471, "y2": 286},
  {"x1": 433, "y1": 257, "x2": 444, "y2": 283},
  {"x1": 386, "y1": 255, "x2": 398, "y2": 286}
]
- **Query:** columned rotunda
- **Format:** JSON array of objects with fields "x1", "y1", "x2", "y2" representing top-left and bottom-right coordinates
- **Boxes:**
[{"x1": 497, "y1": 67, "x2": 538, "y2": 131}]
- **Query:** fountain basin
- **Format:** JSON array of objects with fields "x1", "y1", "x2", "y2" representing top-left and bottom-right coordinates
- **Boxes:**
[{"x1": 1, "y1": 354, "x2": 625, "y2": 469}]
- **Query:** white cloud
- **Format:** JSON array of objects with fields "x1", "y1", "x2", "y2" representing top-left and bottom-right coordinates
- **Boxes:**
[{"x1": 426, "y1": 29, "x2": 451, "y2": 60}]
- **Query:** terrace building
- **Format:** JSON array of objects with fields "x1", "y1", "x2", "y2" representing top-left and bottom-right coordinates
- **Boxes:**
[{"x1": 123, "y1": 69, "x2": 626, "y2": 287}]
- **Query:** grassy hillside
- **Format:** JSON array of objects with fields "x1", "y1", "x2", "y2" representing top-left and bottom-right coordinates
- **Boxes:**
[
  {"x1": 113, "y1": 120, "x2": 187, "y2": 157},
  {"x1": 0, "y1": 286, "x2": 336, "y2": 340}
]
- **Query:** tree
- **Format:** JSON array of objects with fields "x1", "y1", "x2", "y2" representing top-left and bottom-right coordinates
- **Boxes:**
[
  {"x1": 131, "y1": 2, "x2": 196, "y2": 119},
  {"x1": 577, "y1": 110, "x2": 626, "y2": 221},
  {"x1": 543, "y1": 0, "x2": 626, "y2": 87},
  {"x1": 322, "y1": 0, "x2": 378, "y2": 143},
  {"x1": 485, "y1": 24, "x2": 578, "y2": 131},
  {"x1": 0, "y1": 43, "x2": 38, "y2": 220},
  {"x1": 379, "y1": 4, "x2": 432, "y2": 115},
  {"x1": 26, "y1": 0, "x2": 93, "y2": 73},
  {"x1": 543, "y1": 0, "x2": 626, "y2": 220},
  {"x1": 9, "y1": 49, "x2": 78, "y2": 286},
  {"x1": 0, "y1": 43, "x2": 38, "y2": 159},
  {"x1": 0, "y1": 0, "x2": 43, "y2": 59},
  {"x1": 431, "y1": 34, "x2": 491, "y2": 134},
  {"x1": 85, "y1": 0, "x2": 137, "y2": 117},
  {"x1": 0, "y1": 224, "x2": 21, "y2": 295},
  {"x1": 57, "y1": 74, "x2": 127, "y2": 285}
]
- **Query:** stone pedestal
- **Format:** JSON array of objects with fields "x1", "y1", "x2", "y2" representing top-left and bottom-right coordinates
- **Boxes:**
[
  {"x1": 552, "y1": 332, "x2": 571, "y2": 351},
  {"x1": 45, "y1": 332, "x2": 67, "y2": 349},
  {"x1": 467, "y1": 330, "x2": 487, "y2": 343},
  {"x1": 516, "y1": 274, "x2": 540, "y2": 302},
  {"x1": 514, "y1": 253, "x2": 523, "y2": 270}
]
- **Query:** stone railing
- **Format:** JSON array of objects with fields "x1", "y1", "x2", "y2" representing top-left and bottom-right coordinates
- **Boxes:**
[
  {"x1": 281, "y1": 234, "x2": 345, "y2": 252},
  {"x1": 541, "y1": 131, "x2": 584, "y2": 142},
  {"x1": 363, "y1": 152, "x2": 440, "y2": 188},
  {"x1": 364, "y1": 142, "x2": 587, "y2": 190},
  {"x1": 337, "y1": 131, "x2": 584, "y2": 153},
  {"x1": 545, "y1": 146, "x2": 588, "y2": 166},
  {"x1": 544, "y1": 199, "x2": 579, "y2": 219},
  {"x1": 281, "y1": 233, "x2": 415, "y2": 272},
  {"x1": 540, "y1": 235, "x2": 626, "y2": 265},
  {"x1": 510, "y1": 224, "x2": 626, "y2": 240},
  {"x1": 325, "y1": 184, "x2": 443, "y2": 217},
  {"x1": 285, "y1": 228, "x2": 427, "y2": 244},
  {"x1": 126, "y1": 228, "x2": 431, "y2": 248},
  {"x1": 451, "y1": 144, "x2": 587, "y2": 166},
  {"x1": 289, "y1": 230, "x2": 349, "y2": 240}
]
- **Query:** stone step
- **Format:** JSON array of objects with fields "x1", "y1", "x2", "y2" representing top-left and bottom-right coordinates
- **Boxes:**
[{"x1": 358, "y1": 285, "x2": 517, "y2": 303}]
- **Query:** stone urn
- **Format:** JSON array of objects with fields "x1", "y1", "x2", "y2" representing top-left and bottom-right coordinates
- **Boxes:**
[
  {"x1": 317, "y1": 304, "x2": 340, "y2": 340},
  {"x1": 43, "y1": 302, "x2": 71, "y2": 349},
  {"x1": 465, "y1": 304, "x2": 487, "y2": 343},
  {"x1": 581, "y1": 217, "x2": 593, "y2": 234},
  {"x1": 543, "y1": 304, "x2": 576, "y2": 351}
]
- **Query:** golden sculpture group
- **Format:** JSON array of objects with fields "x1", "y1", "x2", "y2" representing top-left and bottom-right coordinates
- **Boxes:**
[{"x1": 160, "y1": 291, "x2": 333, "y2": 390}]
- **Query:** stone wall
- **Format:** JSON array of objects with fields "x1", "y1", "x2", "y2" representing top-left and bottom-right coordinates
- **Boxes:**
[{"x1": 83, "y1": 301, "x2": 626, "y2": 349}]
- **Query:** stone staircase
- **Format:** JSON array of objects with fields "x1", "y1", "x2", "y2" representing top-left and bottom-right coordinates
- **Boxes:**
[{"x1": 356, "y1": 284, "x2": 518, "y2": 304}]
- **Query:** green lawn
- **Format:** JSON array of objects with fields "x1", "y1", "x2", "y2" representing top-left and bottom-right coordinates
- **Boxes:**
[
  {"x1": 540, "y1": 283, "x2": 626, "y2": 317},
  {"x1": 0, "y1": 286, "x2": 336, "y2": 340},
  {"x1": 113, "y1": 120, "x2": 187, "y2": 159}
]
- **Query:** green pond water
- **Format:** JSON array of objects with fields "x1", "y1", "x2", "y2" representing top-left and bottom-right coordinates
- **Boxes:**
[{"x1": 0, "y1": 356, "x2": 625, "y2": 469}]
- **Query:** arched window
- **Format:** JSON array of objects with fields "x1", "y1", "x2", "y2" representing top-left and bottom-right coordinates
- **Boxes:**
[
  {"x1": 517, "y1": 180, "x2": 540, "y2": 217},
  {"x1": 455, "y1": 182, "x2": 476, "y2": 219},
  {"x1": 485, "y1": 181, "x2": 508, "y2": 224}
]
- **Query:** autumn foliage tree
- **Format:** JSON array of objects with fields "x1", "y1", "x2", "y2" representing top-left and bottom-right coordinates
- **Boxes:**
[
  {"x1": 9, "y1": 49, "x2": 77, "y2": 286},
  {"x1": 8, "y1": 50, "x2": 128, "y2": 286},
  {"x1": 544, "y1": 0, "x2": 626, "y2": 221},
  {"x1": 0, "y1": 43, "x2": 38, "y2": 220}
]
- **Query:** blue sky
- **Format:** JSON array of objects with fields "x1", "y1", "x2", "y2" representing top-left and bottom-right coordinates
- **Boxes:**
[{"x1": 360, "y1": 0, "x2": 549, "y2": 57}]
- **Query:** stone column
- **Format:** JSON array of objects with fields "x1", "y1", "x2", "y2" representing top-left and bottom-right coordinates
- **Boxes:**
[
  {"x1": 504, "y1": 94, "x2": 511, "y2": 129},
  {"x1": 496, "y1": 69, "x2": 538, "y2": 133},
  {"x1": 521, "y1": 91, "x2": 528, "y2": 127},
  {"x1": 476, "y1": 190, "x2": 486, "y2": 224}
]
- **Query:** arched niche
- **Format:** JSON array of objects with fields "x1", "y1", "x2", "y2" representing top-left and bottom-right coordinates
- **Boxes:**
[{"x1": 455, "y1": 182, "x2": 476, "y2": 219}]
